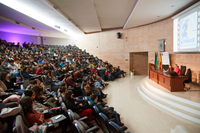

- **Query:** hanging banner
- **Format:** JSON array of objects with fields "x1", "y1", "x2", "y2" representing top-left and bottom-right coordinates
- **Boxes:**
[{"x1": 161, "y1": 52, "x2": 170, "y2": 65}]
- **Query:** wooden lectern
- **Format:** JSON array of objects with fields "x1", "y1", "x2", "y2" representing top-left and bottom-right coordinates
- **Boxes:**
[{"x1": 149, "y1": 63, "x2": 188, "y2": 92}]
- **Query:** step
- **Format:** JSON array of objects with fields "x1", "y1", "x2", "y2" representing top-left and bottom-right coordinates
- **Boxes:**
[
  {"x1": 142, "y1": 83, "x2": 200, "y2": 113},
  {"x1": 137, "y1": 84, "x2": 200, "y2": 124},
  {"x1": 145, "y1": 79, "x2": 200, "y2": 108}
]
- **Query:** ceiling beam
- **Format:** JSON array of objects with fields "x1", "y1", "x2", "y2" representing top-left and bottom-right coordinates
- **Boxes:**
[
  {"x1": 123, "y1": 0, "x2": 140, "y2": 29},
  {"x1": 91, "y1": 0, "x2": 102, "y2": 31},
  {"x1": 0, "y1": 15, "x2": 49, "y2": 35}
]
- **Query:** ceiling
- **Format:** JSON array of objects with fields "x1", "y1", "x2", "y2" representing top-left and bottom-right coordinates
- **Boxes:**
[{"x1": 0, "y1": 0, "x2": 199, "y2": 38}]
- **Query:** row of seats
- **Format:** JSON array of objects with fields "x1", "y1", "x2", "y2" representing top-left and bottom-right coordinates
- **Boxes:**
[{"x1": 0, "y1": 38, "x2": 128, "y2": 133}]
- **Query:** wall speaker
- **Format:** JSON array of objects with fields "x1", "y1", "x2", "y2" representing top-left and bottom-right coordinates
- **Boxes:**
[{"x1": 117, "y1": 32, "x2": 121, "y2": 39}]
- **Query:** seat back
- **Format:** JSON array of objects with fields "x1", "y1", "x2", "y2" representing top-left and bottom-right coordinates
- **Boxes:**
[
  {"x1": 19, "y1": 70, "x2": 24, "y2": 81},
  {"x1": 19, "y1": 105, "x2": 32, "y2": 128},
  {"x1": 23, "y1": 79, "x2": 30, "y2": 89},
  {"x1": 58, "y1": 96, "x2": 63, "y2": 104},
  {"x1": 107, "y1": 121, "x2": 124, "y2": 133},
  {"x1": 181, "y1": 66, "x2": 186, "y2": 76},
  {"x1": 98, "y1": 113, "x2": 109, "y2": 133},
  {"x1": 15, "y1": 115, "x2": 30, "y2": 133},
  {"x1": 67, "y1": 109, "x2": 80, "y2": 121},
  {"x1": 71, "y1": 120, "x2": 85, "y2": 133},
  {"x1": 52, "y1": 70, "x2": 58, "y2": 77},
  {"x1": 61, "y1": 102, "x2": 67, "y2": 112},
  {"x1": 186, "y1": 68, "x2": 192, "y2": 82}
]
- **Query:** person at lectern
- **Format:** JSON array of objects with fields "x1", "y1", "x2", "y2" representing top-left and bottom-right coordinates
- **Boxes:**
[
  {"x1": 173, "y1": 64, "x2": 181, "y2": 75},
  {"x1": 167, "y1": 65, "x2": 173, "y2": 71}
]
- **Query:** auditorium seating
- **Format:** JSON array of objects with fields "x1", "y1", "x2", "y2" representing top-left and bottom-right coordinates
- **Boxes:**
[{"x1": 0, "y1": 38, "x2": 127, "y2": 133}]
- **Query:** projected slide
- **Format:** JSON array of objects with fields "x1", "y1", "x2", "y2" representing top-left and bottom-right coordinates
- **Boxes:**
[
  {"x1": 173, "y1": 2, "x2": 200, "y2": 53},
  {"x1": 179, "y1": 12, "x2": 197, "y2": 50}
]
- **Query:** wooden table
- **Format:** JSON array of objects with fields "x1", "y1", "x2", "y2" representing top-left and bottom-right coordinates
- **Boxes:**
[{"x1": 149, "y1": 63, "x2": 188, "y2": 92}]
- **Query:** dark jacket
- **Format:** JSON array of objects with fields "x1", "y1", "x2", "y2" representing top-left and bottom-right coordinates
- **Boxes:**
[
  {"x1": 64, "y1": 99, "x2": 82, "y2": 113},
  {"x1": 22, "y1": 73, "x2": 32, "y2": 79},
  {"x1": 0, "y1": 65, "x2": 10, "y2": 73},
  {"x1": 44, "y1": 76, "x2": 52, "y2": 85},
  {"x1": 90, "y1": 100, "x2": 107, "y2": 113}
]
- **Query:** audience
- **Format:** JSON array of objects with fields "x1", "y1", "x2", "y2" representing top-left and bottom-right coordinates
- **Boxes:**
[{"x1": 0, "y1": 39, "x2": 127, "y2": 132}]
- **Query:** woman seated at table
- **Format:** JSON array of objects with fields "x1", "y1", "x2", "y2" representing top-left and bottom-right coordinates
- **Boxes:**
[{"x1": 22, "y1": 67, "x2": 32, "y2": 79}]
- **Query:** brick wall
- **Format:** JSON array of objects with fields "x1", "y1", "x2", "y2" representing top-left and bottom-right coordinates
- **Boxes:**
[{"x1": 75, "y1": 18, "x2": 200, "y2": 84}]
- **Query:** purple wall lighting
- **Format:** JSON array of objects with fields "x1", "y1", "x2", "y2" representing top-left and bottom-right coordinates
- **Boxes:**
[{"x1": 0, "y1": 31, "x2": 37, "y2": 46}]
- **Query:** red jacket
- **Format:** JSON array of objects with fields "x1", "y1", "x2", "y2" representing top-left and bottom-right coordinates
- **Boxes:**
[
  {"x1": 173, "y1": 67, "x2": 181, "y2": 75},
  {"x1": 66, "y1": 79, "x2": 76, "y2": 86},
  {"x1": 105, "y1": 71, "x2": 109, "y2": 75},
  {"x1": 91, "y1": 68, "x2": 97, "y2": 72},
  {"x1": 36, "y1": 68, "x2": 43, "y2": 75},
  {"x1": 26, "y1": 110, "x2": 51, "y2": 126}
]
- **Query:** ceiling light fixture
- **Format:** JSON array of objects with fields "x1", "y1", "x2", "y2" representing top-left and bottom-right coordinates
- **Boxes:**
[{"x1": 55, "y1": 25, "x2": 60, "y2": 29}]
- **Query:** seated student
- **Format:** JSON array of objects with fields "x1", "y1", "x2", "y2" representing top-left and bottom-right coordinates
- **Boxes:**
[
  {"x1": 173, "y1": 64, "x2": 181, "y2": 75},
  {"x1": 35, "y1": 64, "x2": 44, "y2": 75},
  {"x1": 14, "y1": 58, "x2": 21, "y2": 70},
  {"x1": 83, "y1": 67, "x2": 90, "y2": 75},
  {"x1": 90, "y1": 94, "x2": 124, "y2": 126},
  {"x1": 20, "y1": 58, "x2": 29, "y2": 68},
  {"x1": 20, "y1": 96, "x2": 52, "y2": 126},
  {"x1": 32, "y1": 85, "x2": 58, "y2": 107},
  {"x1": 22, "y1": 67, "x2": 32, "y2": 79},
  {"x1": 0, "y1": 59, "x2": 10, "y2": 73},
  {"x1": 24, "y1": 90, "x2": 49, "y2": 112},
  {"x1": 59, "y1": 61, "x2": 65, "y2": 68},
  {"x1": 44, "y1": 70, "x2": 62, "y2": 89},
  {"x1": 91, "y1": 66, "x2": 97, "y2": 73},
  {"x1": 117, "y1": 66, "x2": 125, "y2": 77},
  {"x1": 64, "y1": 90, "x2": 93, "y2": 122},
  {"x1": 167, "y1": 65, "x2": 173, "y2": 71},
  {"x1": 56, "y1": 66, "x2": 64, "y2": 76},
  {"x1": 37, "y1": 58, "x2": 44, "y2": 64},
  {"x1": 105, "y1": 69, "x2": 113, "y2": 81},
  {"x1": 0, "y1": 72, "x2": 18, "y2": 89},
  {"x1": 65, "y1": 74, "x2": 80, "y2": 88},
  {"x1": 7, "y1": 60, "x2": 19, "y2": 77},
  {"x1": 59, "y1": 86, "x2": 68, "y2": 99}
]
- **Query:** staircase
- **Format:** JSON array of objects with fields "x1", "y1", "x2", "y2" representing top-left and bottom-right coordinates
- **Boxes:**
[{"x1": 137, "y1": 78, "x2": 200, "y2": 125}]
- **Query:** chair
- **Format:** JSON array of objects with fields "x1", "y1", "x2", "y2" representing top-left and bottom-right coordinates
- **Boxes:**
[
  {"x1": 184, "y1": 68, "x2": 192, "y2": 90},
  {"x1": 15, "y1": 115, "x2": 31, "y2": 133},
  {"x1": 41, "y1": 75, "x2": 52, "y2": 91},
  {"x1": 71, "y1": 120, "x2": 99, "y2": 133},
  {"x1": 19, "y1": 70, "x2": 29, "y2": 89},
  {"x1": 107, "y1": 121, "x2": 128, "y2": 133},
  {"x1": 181, "y1": 66, "x2": 186, "y2": 76}
]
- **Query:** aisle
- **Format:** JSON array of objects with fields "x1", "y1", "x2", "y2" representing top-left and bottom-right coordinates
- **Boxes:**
[{"x1": 102, "y1": 75, "x2": 200, "y2": 133}]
